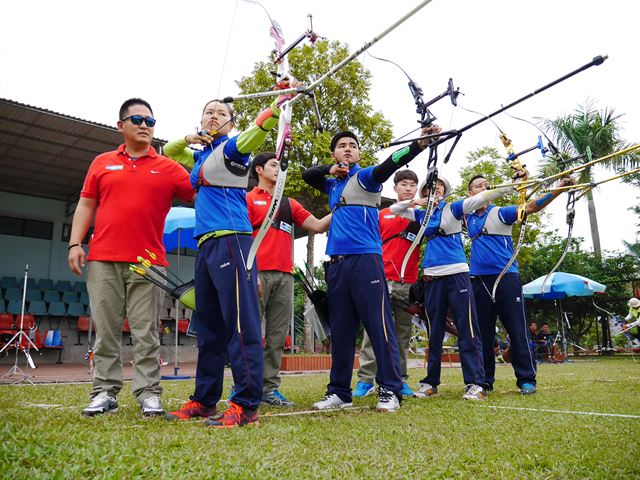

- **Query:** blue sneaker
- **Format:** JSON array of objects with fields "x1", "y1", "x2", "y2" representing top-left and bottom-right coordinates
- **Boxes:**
[
  {"x1": 272, "y1": 390, "x2": 294, "y2": 405},
  {"x1": 520, "y1": 383, "x2": 537, "y2": 395},
  {"x1": 353, "y1": 382, "x2": 375, "y2": 398},
  {"x1": 400, "y1": 382, "x2": 414, "y2": 397}
]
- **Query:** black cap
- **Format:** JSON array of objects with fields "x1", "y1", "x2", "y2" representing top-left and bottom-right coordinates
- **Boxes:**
[{"x1": 330, "y1": 131, "x2": 359, "y2": 152}]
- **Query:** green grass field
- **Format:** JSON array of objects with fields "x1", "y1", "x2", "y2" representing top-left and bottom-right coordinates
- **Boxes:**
[{"x1": 1, "y1": 357, "x2": 639, "y2": 479}]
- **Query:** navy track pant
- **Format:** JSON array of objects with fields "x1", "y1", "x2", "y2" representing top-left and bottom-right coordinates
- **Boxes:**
[
  {"x1": 472, "y1": 272, "x2": 537, "y2": 388},
  {"x1": 192, "y1": 235, "x2": 263, "y2": 410},
  {"x1": 421, "y1": 272, "x2": 486, "y2": 388},
  {"x1": 326, "y1": 254, "x2": 403, "y2": 402}
]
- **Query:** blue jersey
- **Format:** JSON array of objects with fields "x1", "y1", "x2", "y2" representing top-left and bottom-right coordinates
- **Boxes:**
[
  {"x1": 324, "y1": 165, "x2": 383, "y2": 255},
  {"x1": 190, "y1": 135, "x2": 251, "y2": 237},
  {"x1": 467, "y1": 204, "x2": 519, "y2": 275},
  {"x1": 415, "y1": 200, "x2": 468, "y2": 269}
]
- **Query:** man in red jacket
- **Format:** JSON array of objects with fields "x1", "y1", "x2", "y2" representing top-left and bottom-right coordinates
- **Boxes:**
[
  {"x1": 247, "y1": 152, "x2": 331, "y2": 406},
  {"x1": 353, "y1": 169, "x2": 420, "y2": 398}
]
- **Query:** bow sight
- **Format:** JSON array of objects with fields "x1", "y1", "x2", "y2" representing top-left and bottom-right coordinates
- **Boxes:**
[{"x1": 410, "y1": 77, "x2": 460, "y2": 128}]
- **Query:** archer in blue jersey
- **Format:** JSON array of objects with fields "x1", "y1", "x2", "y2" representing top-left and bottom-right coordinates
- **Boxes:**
[{"x1": 466, "y1": 173, "x2": 575, "y2": 395}]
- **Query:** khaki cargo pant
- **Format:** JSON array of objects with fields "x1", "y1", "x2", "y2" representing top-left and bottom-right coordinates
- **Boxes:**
[
  {"x1": 87, "y1": 261, "x2": 162, "y2": 403},
  {"x1": 259, "y1": 270, "x2": 294, "y2": 395}
]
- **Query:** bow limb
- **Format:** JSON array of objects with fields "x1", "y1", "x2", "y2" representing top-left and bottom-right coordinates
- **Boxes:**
[
  {"x1": 241, "y1": 1, "x2": 293, "y2": 276},
  {"x1": 540, "y1": 190, "x2": 576, "y2": 294},
  {"x1": 490, "y1": 133, "x2": 528, "y2": 302},
  {"x1": 246, "y1": 99, "x2": 293, "y2": 275},
  {"x1": 400, "y1": 146, "x2": 438, "y2": 283}
]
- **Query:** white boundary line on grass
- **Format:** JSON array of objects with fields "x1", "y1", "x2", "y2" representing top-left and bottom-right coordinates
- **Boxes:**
[
  {"x1": 264, "y1": 406, "x2": 369, "y2": 417},
  {"x1": 477, "y1": 404, "x2": 640, "y2": 419}
]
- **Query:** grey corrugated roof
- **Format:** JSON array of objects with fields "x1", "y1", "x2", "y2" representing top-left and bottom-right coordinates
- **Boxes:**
[
  {"x1": 0, "y1": 98, "x2": 165, "y2": 203},
  {"x1": 0, "y1": 98, "x2": 394, "y2": 232}
]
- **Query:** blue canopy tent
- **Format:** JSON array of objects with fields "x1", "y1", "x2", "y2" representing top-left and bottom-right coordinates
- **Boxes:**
[
  {"x1": 161, "y1": 207, "x2": 196, "y2": 380},
  {"x1": 523, "y1": 272, "x2": 606, "y2": 357},
  {"x1": 522, "y1": 272, "x2": 606, "y2": 300},
  {"x1": 163, "y1": 207, "x2": 197, "y2": 255}
]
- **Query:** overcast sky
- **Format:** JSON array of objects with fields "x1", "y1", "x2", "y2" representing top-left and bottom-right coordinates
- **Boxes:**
[{"x1": 1, "y1": 0, "x2": 638, "y2": 266}]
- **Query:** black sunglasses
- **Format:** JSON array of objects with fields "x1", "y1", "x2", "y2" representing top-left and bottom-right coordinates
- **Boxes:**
[{"x1": 122, "y1": 115, "x2": 156, "y2": 127}]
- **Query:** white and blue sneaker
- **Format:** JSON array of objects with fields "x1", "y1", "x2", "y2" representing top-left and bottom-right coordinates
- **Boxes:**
[
  {"x1": 519, "y1": 383, "x2": 537, "y2": 395},
  {"x1": 353, "y1": 382, "x2": 375, "y2": 398},
  {"x1": 82, "y1": 392, "x2": 118, "y2": 417},
  {"x1": 400, "y1": 382, "x2": 414, "y2": 397},
  {"x1": 262, "y1": 389, "x2": 294, "y2": 407}
]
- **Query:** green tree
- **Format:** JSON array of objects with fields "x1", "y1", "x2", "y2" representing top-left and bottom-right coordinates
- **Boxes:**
[
  {"x1": 234, "y1": 40, "x2": 392, "y2": 350},
  {"x1": 234, "y1": 39, "x2": 392, "y2": 216},
  {"x1": 540, "y1": 102, "x2": 640, "y2": 261},
  {"x1": 523, "y1": 231, "x2": 639, "y2": 348},
  {"x1": 621, "y1": 172, "x2": 640, "y2": 258}
]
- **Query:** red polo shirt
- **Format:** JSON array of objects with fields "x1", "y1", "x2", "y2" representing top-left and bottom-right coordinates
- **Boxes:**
[
  {"x1": 379, "y1": 207, "x2": 420, "y2": 283},
  {"x1": 247, "y1": 187, "x2": 312, "y2": 273},
  {"x1": 80, "y1": 144, "x2": 194, "y2": 266}
]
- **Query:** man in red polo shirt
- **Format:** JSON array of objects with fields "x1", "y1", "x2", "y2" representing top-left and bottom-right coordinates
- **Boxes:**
[
  {"x1": 247, "y1": 152, "x2": 331, "y2": 406},
  {"x1": 354, "y1": 169, "x2": 420, "y2": 398},
  {"x1": 68, "y1": 98, "x2": 194, "y2": 417}
]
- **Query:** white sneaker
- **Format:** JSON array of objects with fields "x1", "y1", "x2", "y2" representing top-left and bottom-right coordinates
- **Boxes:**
[
  {"x1": 376, "y1": 387, "x2": 400, "y2": 412},
  {"x1": 141, "y1": 395, "x2": 164, "y2": 417},
  {"x1": 632, "y1": 339, "x2": 640, "y2": 347},
  {"x1": 83, "y1": 392, "x2": 118, "y2": 416},
  {"x1": 413, "y1": 382, "x2": 438, "y2": 398},
  {"x1": 312, "y1": 393, "x2": 353, "y2": 410},
  {"x1": 462, "y1": 384, "x2": 488, "y2": 401}
]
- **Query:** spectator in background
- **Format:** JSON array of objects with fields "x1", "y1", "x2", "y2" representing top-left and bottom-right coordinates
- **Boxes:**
[{"x1": 248, "y1": 151, "x2": 331, "y2": 407}]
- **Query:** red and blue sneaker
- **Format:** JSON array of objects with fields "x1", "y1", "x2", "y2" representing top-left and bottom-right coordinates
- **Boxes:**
[
  {"x1": 205, "y1": 401, "x2": 259, "y2": 428},
  {"x1": 165, "y1": 400, "x2": 217, "y2": 421}
]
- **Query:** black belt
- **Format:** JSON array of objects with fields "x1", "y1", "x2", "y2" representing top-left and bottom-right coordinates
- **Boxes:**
[
  {"x1": 422, "y1": 275, "x2": 439, "y2": 282},
  {"x1": 329, "y1": 254, "x2": 355, "y2": 264}
]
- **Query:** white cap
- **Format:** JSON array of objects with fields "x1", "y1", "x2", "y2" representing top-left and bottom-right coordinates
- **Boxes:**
[
  {"x1": 628, "y1": 297, "x2": 640, "y2": 308},
  {"x1": 419, "y1": 177, "x2": 451, "y2": 199}
]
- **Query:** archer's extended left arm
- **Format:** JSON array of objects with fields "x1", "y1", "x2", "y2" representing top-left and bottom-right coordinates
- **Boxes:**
[
  {"x1": 371, "y1": 125, "x2": 440, "y2": 184},
  {"x1": 525, "y1": 177, "x2": 576, "y2": 214},
  {"x1": 234, "y1": 92, "x2": 294, "y2": 154}
]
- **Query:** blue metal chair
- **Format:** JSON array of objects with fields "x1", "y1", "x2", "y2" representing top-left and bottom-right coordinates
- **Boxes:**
[
  {"x1": 43, "y1": 290, "x2": 61, "y2": 303},
  {"x1": 26, "y1": 278, "x2": 36, "y2": 289},
  {"x1": 67, "y1": 302, "x2": 86, "y2": 317},
  {"x1": 62, "y1": 291, "x2": 79, "y2": 304},
  {"x1": 56, "y1": 281, "x2": 72, "y2": 292},
  {"x1": 36, "y1": 279, "x2": 55, "y2": 291},
  {"x1": 4, "y1": 288, "x2": 22, "y2": 301},
  {"x1": 73, "y1": 281, "x2": 87, "y2": 293},
  {"x1": 48, "y1": 302, "x2": 67, "y2": 316},
  {"x1": 7, "y1": 300, "x2": 23, "y2": 315},
  {"x1": 0, "y1": 299, "x2": 5, "y2": 314},
  {"x1": 0, "y1": 277, "x2": 18, "y2": 289},
  {"x1": 28, "y1": 300, "x2": 48, "y2": 316},
  {"x1": 80, "y1": 292, "x2": 90, "y2": 306},
  {"x1": 47, "y1": 301, "x2": 68, "y2": 329},
  {"x1": 26, "y1": 289, "x2": 42, "y2": 302}
]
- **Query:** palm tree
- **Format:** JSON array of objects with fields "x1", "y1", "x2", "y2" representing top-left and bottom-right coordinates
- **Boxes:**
[{"x1": 540, "y1": 101, "x2": 640, "y2": 261}]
